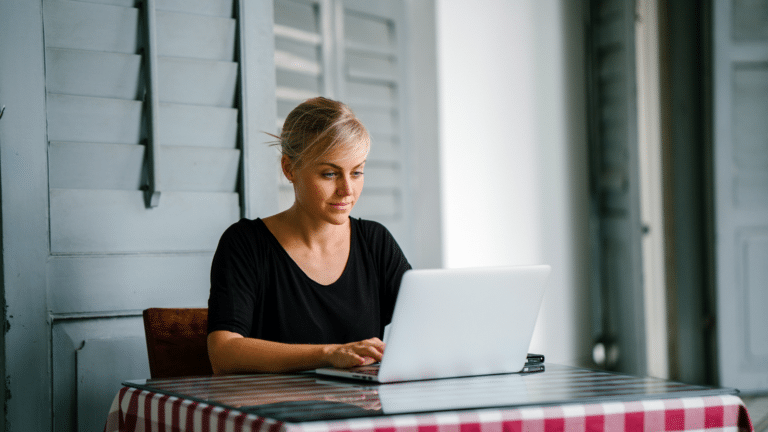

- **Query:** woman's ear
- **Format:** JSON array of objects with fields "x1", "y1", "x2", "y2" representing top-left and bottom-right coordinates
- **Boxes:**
[{"x1": 281, "y1": 155, "x2": 294, "y2": 183}]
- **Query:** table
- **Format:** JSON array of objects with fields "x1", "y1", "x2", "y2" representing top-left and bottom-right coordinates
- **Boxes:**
[{"x1": 104, "y1": 364, "x2": 754, "y2": 432}]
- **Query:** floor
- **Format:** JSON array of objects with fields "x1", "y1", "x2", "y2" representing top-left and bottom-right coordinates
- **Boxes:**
[{"x1": 742, "y1": 393, "x2": 768, "y2": 432}]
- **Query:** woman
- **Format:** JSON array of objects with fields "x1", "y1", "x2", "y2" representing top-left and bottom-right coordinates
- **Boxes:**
[{"x1": 207, "y1": 97, "x2": 411, "y2": 374}]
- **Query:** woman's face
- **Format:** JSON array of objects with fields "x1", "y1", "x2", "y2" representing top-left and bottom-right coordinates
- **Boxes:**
[{"x1": 285, "y1": 145, "x2": 367, "y2": 226}]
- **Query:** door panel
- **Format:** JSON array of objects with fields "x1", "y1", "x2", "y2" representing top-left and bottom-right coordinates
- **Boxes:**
[
  {"x1": 733, "y1": 65, "x2": 768, "y2": 170},
  {"x1": 46, "y1": 94, "x2": 143, "y2": 143},
  {"x1": 77, "y1": 338, "x2": 150, "y2": 432},
  {"x1": 47, "y1": 254, "x2": 213, "y2": 314},
  {"x1": 157, "y1": 0, "x2": 234, "y2": 17},
  {"x1": 156, "y1": 11, "x2": 236, "y2": 61},
  {"x1": 735, "y1": 173, "x2": 768, "y2": 205},
  {"x1": 732, "y1": 0, "x2": 768, "y2": 41},
  {"x1": 274, "y1": 0, "x2": 322, "y2": 33},
  {"x1": 45, "y1": 48, "x2": 143, "y2": 99},
  {"x1": 344, "y1": 11, "x2": 391, "y2": 50},
  {"x1": 49, "y1": 189, "x2": 239, "y2": 253},
  {"x1": 158, "y1": 58, "x2": 238, "y2": 107},
  {"x1": 742, "y1": 232, "x2": 768, "y2": 358},
  {"x1": 49, "y1": 144, "x2": 240, "y2": 191},
  {"x1": 714, "y1": 0, "x2": 768, "y2": 390},
  {"x1": 159, "y1": 146, "x2": 241, "y2": 192},
  {"x1": 43, "y1": 0, "x2": 141, "y2": 53},
  {"x1": 52, "y1": 318, "x2": 148, "y2": 432},
  {"x1": 346, "y1": 55, "x2": 398, "y2": 83},
  {"x1": 48, "y1": 142, "x2": 145, "y2": 190},
  {"x1": 157, "y1": 103, "x2": 238, "y2": 147}
]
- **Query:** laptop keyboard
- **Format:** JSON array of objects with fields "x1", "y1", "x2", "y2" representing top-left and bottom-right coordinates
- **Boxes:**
[{"x1": 351, "y1": 364, "x2": 381, "y2": 376}]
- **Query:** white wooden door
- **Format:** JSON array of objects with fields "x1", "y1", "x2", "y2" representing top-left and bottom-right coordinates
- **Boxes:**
[{"x1": 713, "y1": 0, "x2": 768, "y2": 391}]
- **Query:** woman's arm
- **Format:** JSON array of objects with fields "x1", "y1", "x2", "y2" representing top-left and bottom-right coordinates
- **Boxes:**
[{"x1": 207, "y1": 330, "x2": 385, "y2": 375}]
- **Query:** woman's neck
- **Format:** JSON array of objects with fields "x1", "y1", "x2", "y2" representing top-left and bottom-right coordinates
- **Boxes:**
[{"x1": 268, "y1": 206, "x2": 349, "y2": 251}]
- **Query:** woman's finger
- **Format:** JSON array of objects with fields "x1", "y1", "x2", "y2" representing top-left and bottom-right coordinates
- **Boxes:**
[
  {"x1": 359, "y1": 356, "x2": 376, "y2": 365},
  {"x1": 353, "y1": 344, "x2": 383, "y2": 360},
  {"x1": 326, "y1": 338, "x2": 387, "y2": 368}
]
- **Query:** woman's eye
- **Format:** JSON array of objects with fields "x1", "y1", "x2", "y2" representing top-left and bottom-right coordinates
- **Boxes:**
[
  {"x1": 353, "y1": 171, "x2": 364, "y2": 177},
  {"x1": 322, "y1": 172, "x2": 336, "y2": 179}
]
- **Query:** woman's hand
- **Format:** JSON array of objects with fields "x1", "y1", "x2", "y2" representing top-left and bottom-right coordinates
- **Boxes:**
[
  {"x1": 322, "y1": 338, "x2": 385, "y2": 368},
  {"x1": 208, "y1": 331, "x2": 387, "y2": 374}
]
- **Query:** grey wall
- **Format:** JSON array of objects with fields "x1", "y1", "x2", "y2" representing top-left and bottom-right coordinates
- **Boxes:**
[
  {"x1": 435, "y1": 0, "x2": 592, "y2": 367},
  {"x1": 405, "y1": 0, "x2": 443, "y2": 269}
]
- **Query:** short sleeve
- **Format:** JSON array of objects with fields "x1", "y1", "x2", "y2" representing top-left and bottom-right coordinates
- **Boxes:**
[{"x1": 207, "y1": 220, "x2": 260, "y2": 336}]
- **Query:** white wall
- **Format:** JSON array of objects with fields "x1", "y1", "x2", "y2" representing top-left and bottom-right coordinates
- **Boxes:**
[
  {"x1": 435, "y1": 0, "x2": 592, "y2": 366},
  {"x1": 405, "y1": 0, "x2": 444, "y2": 270}
]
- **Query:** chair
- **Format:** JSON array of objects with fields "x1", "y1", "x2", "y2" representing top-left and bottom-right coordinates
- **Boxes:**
[{"x1": 142, "y1": 308, "x2": 214, "y2": 378}]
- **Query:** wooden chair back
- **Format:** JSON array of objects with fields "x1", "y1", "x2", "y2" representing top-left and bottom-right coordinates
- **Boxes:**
[{"x1": 142, "y1": 308, "x2": 213, "y2": 378}]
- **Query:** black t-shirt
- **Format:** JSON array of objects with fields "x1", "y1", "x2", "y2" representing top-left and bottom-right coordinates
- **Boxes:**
[{"x1": 207, "y1": 217, "x2": 411, "y2": 344}]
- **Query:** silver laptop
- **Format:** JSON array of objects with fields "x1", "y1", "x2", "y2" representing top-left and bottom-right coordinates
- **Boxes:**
[{"x1": 315, "y1": 265, "x2": 550, "y2": 383}]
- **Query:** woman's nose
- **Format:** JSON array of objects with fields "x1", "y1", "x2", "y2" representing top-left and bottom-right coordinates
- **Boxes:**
[{"x1": 337, "y1": 176, "x2": 353, "y2": 196}]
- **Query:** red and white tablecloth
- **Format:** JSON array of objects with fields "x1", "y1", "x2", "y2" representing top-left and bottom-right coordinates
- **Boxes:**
[{"x1": 104, "y1": 386, "x2": 754, "y2": 432}]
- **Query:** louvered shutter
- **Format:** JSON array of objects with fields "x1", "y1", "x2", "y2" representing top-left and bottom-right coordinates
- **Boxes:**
[
  {"x1": 45, "y1": 0, "x2": 240, "y2": 254},
  {"x1": 273, "y1": 0, "x2": 413, "y2": 255},
  {"x1": 42, "y1": 0, "x2": 276, "y2": 430},
  {"x1": 274, "y1": 0, "x2": 330, "y2": 210},
  {"x1": 587, "y1": 0, "x2": 646, "y2": 375},
  {"x1": 342, "y1": 0, "x2": 410, "y2": 250}
]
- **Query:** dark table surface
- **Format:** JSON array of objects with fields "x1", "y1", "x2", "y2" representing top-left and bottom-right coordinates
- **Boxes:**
[{"x1": 124, "y1": 364, "x2": 738, "y2": 423}]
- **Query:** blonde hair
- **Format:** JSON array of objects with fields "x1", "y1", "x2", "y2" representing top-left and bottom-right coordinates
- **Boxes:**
[{"x1": 271, "y1": 97, "x2": 370, "y2": 170}]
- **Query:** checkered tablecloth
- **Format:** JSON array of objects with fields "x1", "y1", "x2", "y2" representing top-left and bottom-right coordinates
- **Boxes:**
[{"x1": 104, "y1": 386, "x2": 754, "y2": 432}]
